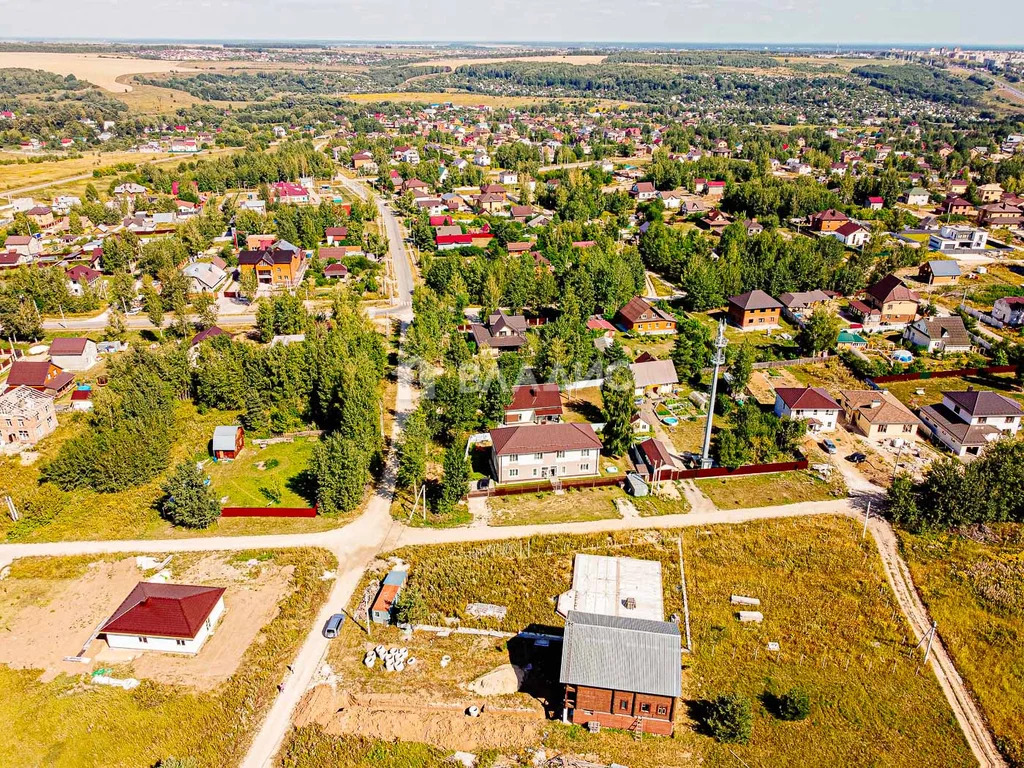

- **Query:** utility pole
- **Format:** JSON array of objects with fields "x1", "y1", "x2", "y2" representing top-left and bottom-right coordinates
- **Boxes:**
[
  {"x1": 700, "y1": 319, "x2": 728, "y2": 469},
  {"x1": 862, "y1": 501, "x2": 871, "y2": 538},
  {"x1": 923, "y1": 620, "x2": 938, "y2": 662}
]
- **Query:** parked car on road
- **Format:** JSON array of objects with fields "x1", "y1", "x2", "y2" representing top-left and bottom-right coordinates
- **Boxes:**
[
  {"x1": 323, "y1": 613, "x2": 345, "y2": 638},
  {"x1": 822, "y1": 438, "x2": 838, "y2": 455}
]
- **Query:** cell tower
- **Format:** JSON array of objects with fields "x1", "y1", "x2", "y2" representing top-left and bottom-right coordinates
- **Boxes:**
[{"x1": 700, "y1": 319, "x2": 728, "y2": 469}]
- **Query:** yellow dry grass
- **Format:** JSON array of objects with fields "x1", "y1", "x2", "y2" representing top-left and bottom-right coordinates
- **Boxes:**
[
  {"x1": 0, "y1": 150, "x2": 175, "y2": 193},
  {"x1": 0, "y1": 52, "x2": 196, "y2": 92}
]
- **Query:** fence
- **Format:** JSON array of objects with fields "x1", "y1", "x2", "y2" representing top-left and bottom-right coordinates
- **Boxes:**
[
  {"x1": 868, "y1": 364, "x2": 1017, "y2": 385},
  {"x1": 468, "y1": 455, "x2": 809, "y2": 498},
  {"x1": 220, "y1": 506, "x2": 318, "y2": 518}
]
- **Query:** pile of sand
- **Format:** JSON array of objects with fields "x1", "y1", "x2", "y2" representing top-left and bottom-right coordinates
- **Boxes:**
[{"x1": 467, "y1": 664, "x2": 525, "y2": 696}]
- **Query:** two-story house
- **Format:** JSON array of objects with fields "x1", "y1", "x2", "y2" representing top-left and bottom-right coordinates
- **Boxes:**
[
  {"x1": 0, "y1": 385, "x2": 57, "y2": 451},
  {"x1": 773, "y1": 387, "x2": 840, "y2": 432},
  {"x1": 615, "y1": 297, "x2": 677, "y2": 335},
  {"x1": 919, "y1": 388, "x2": 1023, "y2": 459},
  {"x1": 992, "y1": 297, "x2": 1024, "y2": 327},
  {"x1": 489, "y1": 423, "x2": 602, "y2": 483},
  {"x1": 237, "y1": 245, "x2": 304, "y2": 287},
  {"x1": 863, "y1": 275, "x2": 919, "y2": 325},
  {"x1": 903, "y1": 316, "x2": 972, "y2": 354},
  {"x1": 727, "y1": 290, "x2": 783, "y2": 330}
]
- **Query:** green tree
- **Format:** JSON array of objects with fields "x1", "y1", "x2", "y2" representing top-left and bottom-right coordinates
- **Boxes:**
[
  {"x1": 729, "y1": 343, "x2": 754, "y2": 394},
  {"x1": 103, "y1": 308, "x2": 128, "y2": 342},
  {"x1": 160, "y1": 461, "x2": 220, "y2": 529},
  {"x1": 601, "y1": 364, "x2": 637, "y2": 456},
  {"x1": 239, "y1": 268, "x2": 259, "y2": 303},
  {"x1": 671, "y1": 317, "x2": 713, "y2": 384},
  {"x1": 434, "y1": 442, "x2": 470, "y2": 516},
  {"x1": 705, "y1": 694, "x2": 753, "y2": 744},
  {"x1": 886, "y1": 473, "x2": 920, "y2": 528},
  {"x1": 142, "y1": 282, "x2": 164, "y2": 335},
  {"x1": 192, "y1": 291, "x2": 219, "y2": 330},
  {"x1": 392, "y1": 583, "x2": 427, "y2": 625},
  {"x1": 776, "y1": 686, "x2": 812, "y2": 721},
  {"x1": 311, "y1": 432, "x2": 370, "y2": 515},
  {"x1": 396, "y1": 408, "x2": 429, "y2": 490},
  {"x1": 796, "y1": 309, "x2": 841, "y2": 356}
]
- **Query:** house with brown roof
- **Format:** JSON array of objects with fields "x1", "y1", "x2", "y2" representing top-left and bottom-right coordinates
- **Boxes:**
[
  {"x1": 727, "y1": 290, "x2": 782, "y2": 330},
  {"x1": 504, "y1": 383, "x2": 563, "y2": 425},
  {"x1": 615, "y1": 297, "x2": 676, "y2": 335},
  {"x1": 633, "y1": 438, "x2": 679, "y2": 483},
  {"x1": 837, "y1": 390, "x2": 922, "y2": 441},
  {"x1": 778, "y1": 290, "x2": 833, "y2": 322},
  {"x1": 630, "y1": 181, "x2": 657, "y2": 201},
  {"x1": 979, "y1": 201, "x2": 1023, "y2": 227},
  {"x1": 49, "y1": 337, "x2": 98, "y2": 372},
  {"x1": 4, "y1": 360, "x2": 74, "y2": 397},
  {"x1": 470, "y1": 310, "x2": 529, "y2": 354},
  {"x1": 699, "y1": 209, "x2": 731, "y2": 234},
  {"x1": 630, "y1": 360, "x2": 679, "y2": 397},
  {"x1": 489, "y1": 422, "x2": 602, "y2": 483},
  {"x1": 773, "y1": 387, "x2": 840, "y2": 432},
  {"x1": 919, "y1": 388, "x2": 1023, "y2": 459},
  {"x1": 100, "y1": 582, "x2": 226, "y2": 654},
  {"x1": 4, "y1": 235, "x2": 41, "y2": 257},
  {"x1": 237, "y1": 246, "x2": 304, "y2": 287},
  {"x1": 830, "y1": 221, "x2": 869, "y2": 248},
  {"x1": 941, "y1": 197, "x2": 977, "y2": 218},
  {"x1": 808, "y1": 209, "x2": 849, "y2": 233},
  {"x1": 863, "y1": 275, "x2": 919, "y2": 324},
  {"x1": 903, "y1": 316, "x2": 971, "y2": 354}
]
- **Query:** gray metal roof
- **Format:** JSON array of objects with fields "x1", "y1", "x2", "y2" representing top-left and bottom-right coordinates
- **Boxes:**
[
  {"x1": 559, "y1": 611, "x2": 681, "y2": 698},
  {"x1": 212, "y1": 425, "x2": 240, "y2": 451},
  {"x1": 927, "y1": 260, "x2": 961, "y2": 277}
]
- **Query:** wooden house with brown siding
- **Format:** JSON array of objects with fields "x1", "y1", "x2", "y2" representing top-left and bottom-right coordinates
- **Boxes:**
[{"x1": 560, "y1": 611, "x2": 681, "y2": 736}]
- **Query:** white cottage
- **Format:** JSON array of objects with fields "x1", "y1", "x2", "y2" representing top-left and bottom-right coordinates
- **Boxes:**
[{"x1": 100, "y1": 582, "x2": 226, "y2": 655}]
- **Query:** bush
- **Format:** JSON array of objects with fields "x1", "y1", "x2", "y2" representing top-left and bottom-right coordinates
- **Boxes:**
[
  {"x1": 776, "y1": 686, "x2": 812, "y2": 721},
  {"x1": 160, "y1": 462, "x2": 220, "y2": 529},
  {"x1": 705, "y1": 693, "x2": 753, "y2": 744}
]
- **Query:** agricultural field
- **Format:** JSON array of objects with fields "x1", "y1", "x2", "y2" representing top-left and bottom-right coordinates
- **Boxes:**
[
  {"x1": 297, "y1": 517, "x2": 971, "y2": 766},
  {"x1": 0, "y1": 149, "x2": 175, "y2": 193},
  {"x1": 696, "y1": 469, "x2": 844, "y2": 510},
  {"x1": 0, "y1": 548, "x2": 335, "y2": 768},
  {"x1": 900, "y1": 525, "x2": 1024, "y2": 766},
  {"x1": 0, "y1": 404, "x2": 339, "y2": 543},
  {"x1": 0, "y1": 52, "x2": 196, "y2": 92},
  {"x1": 205, "y1": 437, "x2": 316, "y2": 508}
]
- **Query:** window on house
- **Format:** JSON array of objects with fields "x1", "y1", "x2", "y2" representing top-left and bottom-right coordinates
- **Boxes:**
[
  {"x1": 508, "y1": 454, "x2": 518, "y2": 462},
  {"x1": 534, "y1": 452, "x2": 544, "y2": 460},
  {"x1": 619, "y1": 700, "x2": 629, "y2": 711},
  {"x1": 176, "y1": 639, "x2": 186, "y2": 646},
  {"x1": 640, "y1": 703, "x2": 651, "y2": 714},
  {"x1": 657, "y1": 705, "x2": 668, "y2": 716},
  {"x1": 138, "y1": 636, "x2": 148, "y2": 644},
  {"x1": 1008, "y1": 417, "x2": 1016, "y2": 425},
  {"x1": 581, "y1": 449, "x2": 591, "y2": 457},
  {"x1": 581, "y1": 464, "x2": 590, "y2": 472},
  {"x1": 878, "y1": 424, "x2": 888, "y2": 433},
  {"x1": 978, "y1": 417, "x2": 988, "y2": 424},
  {"x1": 556, "y1": 450, "x2": 565, "y2": 459},
  {"x1": 903, "y1": 424, "x2": 914, "y2": 433}
]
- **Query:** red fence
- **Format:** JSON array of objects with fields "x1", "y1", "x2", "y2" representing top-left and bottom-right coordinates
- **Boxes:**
[
  {"x1": 869, "y1": 365, "x2": 1017, "y2": 385},
  {"x1": 220, "y1": 506, "x2": 318, "y2": 518}
]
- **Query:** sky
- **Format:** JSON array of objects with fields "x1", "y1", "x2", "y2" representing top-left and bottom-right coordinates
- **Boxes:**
[{"x1": 4, "y1": 0, "x2": 1024, "y2": 47}]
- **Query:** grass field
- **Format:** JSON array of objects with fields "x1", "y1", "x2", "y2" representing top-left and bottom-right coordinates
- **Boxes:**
[
  {"x1": 900, "y1": 525, "x2": 1024, "y2": 765},
  {"x1": 487, "y1": 485, "x2": 624, "y2": 526},
  {"x1": 696, "y1": 470, "x2": 843, "y2": 509},
  {"x1": 883, "y1": 372, "x2": 1024, "y2": 413},
  {"x1": 0, "y1": 150, "x2": 176, "y2": 192},
  {"x1": 0, "y1": 404, "x2": 340, "y2": 543},
  {"x1": 310, "y1": 517, "x2": 972, "y2": 767},
  {"x1": 0, "y1": 548, "x2": 335, "y2": 768},
  {"x1": 205, "y1": 438, "x2": 316, "y2": 508}
]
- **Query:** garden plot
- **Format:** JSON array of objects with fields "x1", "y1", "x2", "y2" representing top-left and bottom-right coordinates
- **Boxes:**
[{"x1": 205, "y1": 437, "x2": 316, "y2": 508}]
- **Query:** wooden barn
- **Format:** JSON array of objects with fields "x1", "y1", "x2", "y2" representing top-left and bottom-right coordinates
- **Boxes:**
[
  {"x1": 212, "y1": 425, "x2": 244, "y2": 460},
  {"x1": 560, "y1": 611, "x2": 681, "y2": 735}
]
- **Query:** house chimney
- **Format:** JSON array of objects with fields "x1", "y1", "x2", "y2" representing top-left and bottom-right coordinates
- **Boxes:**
[
  {"x1": 967, "y1": 385, "x2": 975, "y2": 392},
  {"x1": 870, "y1": 399, "x2": 882, "y2": 409}
]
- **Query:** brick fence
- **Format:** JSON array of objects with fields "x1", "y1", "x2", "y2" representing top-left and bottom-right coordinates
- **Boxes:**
[{"x1": 220, "y1": 506, "x2": 318, "y2": 518}]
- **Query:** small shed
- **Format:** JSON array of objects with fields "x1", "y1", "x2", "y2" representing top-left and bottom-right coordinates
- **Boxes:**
[
  {"x1": 371, "y1": 569, "x2": 407, "y2": 624},
  {"x1": 212, "y1": 425, "x2": 244, "y2": 460}
]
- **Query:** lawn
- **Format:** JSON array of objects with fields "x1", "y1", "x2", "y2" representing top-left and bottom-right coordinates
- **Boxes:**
[
  {"x1": 562, "y1": 386, "x2": 603, "y2": 423},
  {"x1": 0, "y1": 404, "x2": 341, "y2": 542},
  {"x1": 0, "y1": 548, "x2": 335, "y2": 768},
  {"x1": 882, "y1": 372, "x2": 1024, "y2": 412},
  {"x1": 900, "y1": 525, "x2": 1024, "y2": 766},
  {"x1": 205, "y1": 438, "x2": 316, "y2": 508},
  {"x1": 0, "y1": 150, "x2": 173, "y2": 192},
  {"x1": 309, "y1": 517, "x2": 973, "y2": 767},
  {"x1": 488, "y1": 485, "x2": 625, "y2": 526},
  {"x1": 696, "y1": 469, "x2": 843, "y2": 510}
]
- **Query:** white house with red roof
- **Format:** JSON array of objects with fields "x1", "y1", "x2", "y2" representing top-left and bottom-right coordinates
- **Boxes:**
[
  {"x1": 100, "y1": 582, "x2": 226, "y2": 654},
  {"x1": 773, "y1": 387, "x2": 840, "y2": 432},
  {"x1": 273, "y1": 181, "x2": 309, "y2": 204},
  {"x1": 489, "y1": 423, "x2": 602, "y2": 483},
  {"x1": 829, "y1": 221, "x2": 869, "y2": 248}
]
